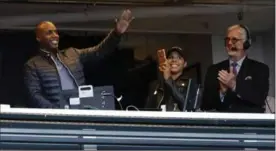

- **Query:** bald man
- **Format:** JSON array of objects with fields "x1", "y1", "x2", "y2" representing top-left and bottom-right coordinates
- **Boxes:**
[
  {"x1": 24, "y1": 10, "x2": 133, "y2": 108},
  {"x1": 201, "y1": 24, "x2": 269, "y2": 113}
]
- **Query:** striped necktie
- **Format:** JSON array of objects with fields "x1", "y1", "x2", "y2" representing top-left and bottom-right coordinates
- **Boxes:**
[{"x1": 231, "y1": 62, "x2": 238, "y2": 75}]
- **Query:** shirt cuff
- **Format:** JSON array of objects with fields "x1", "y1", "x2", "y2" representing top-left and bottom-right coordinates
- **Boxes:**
[
  {"x1": 232, "y1": 85, "x2": 236, "y2": 91},
  {"x1": 220, "y1": 92, "x2": 225, "y2": 102}
]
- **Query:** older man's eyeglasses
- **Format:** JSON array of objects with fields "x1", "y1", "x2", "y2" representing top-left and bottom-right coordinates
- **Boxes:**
[{"x1": 224, "y1": 37, "x2": 243, "y2": 44}]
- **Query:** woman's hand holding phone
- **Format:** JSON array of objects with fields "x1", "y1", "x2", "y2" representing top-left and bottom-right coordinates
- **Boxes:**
[
  {"x1": 157, "y1": 49, "x2": 170, "y2": 80},
  {"x1": 157, "y1": 49, "x2": 166, "y2": 65}
]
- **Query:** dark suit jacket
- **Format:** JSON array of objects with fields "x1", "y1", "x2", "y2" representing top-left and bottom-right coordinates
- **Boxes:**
[{"x1": 201, "y1": 57, "x2": 269, "y2": 113}]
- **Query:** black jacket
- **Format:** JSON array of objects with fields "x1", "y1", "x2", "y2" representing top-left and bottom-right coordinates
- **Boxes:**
[
  {"x1": 24, "y1": 30, "x2": 121, "y2": 108},
  {"x1": 201, "y1": 57, "x2": 269, "y2": 113},
  {"x1": 145, "y1": 73, "x2": 197, "y2": 111}
]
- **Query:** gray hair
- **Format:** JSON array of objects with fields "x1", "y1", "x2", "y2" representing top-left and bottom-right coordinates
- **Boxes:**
[{"x1": 227, "y1": 24, "x2": 247, "y2": 42}]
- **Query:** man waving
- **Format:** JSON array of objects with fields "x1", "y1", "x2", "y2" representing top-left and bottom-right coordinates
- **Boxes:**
[{"x1": 24, "y1": 10, "x2": 133, "y2": 108}]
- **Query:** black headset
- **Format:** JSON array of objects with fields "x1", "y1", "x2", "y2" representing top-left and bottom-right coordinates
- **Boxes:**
[
  {"x1": 239, "y1": 24, "x2": 252, "y2": 50},
  {"x1": 225, "y1": 24, "x2": 252, "y2": 50}
]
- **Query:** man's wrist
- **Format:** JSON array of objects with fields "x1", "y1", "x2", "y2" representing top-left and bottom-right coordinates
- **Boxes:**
[
  {"x1": 220, "y1": 87, "x2": 227, "y2": 94},
  {"x1": 232, "y1": 85, "x2": 236, "y2": 91},
  {"x1": 220, "y1": 89, "x2": 226, "y2": 95},
  {"x1": 230, "y1": 81, "x2": 236, "y2": 91}
]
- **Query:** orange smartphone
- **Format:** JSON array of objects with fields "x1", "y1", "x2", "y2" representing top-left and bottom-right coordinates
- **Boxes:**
[{"x1": 157, "y1": 49, "x2": 166, "y2": 64}]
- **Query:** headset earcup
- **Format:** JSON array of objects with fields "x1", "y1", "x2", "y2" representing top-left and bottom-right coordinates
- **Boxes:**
[
  {"x1": 243, "y1": 41, "x2": 250, "y2": 50},
  {"x1": 240, "y1": 24, "x2": 251, "y2": 50}
]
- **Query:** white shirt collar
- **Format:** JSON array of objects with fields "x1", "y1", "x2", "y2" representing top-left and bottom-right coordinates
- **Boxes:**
[{"x1": 229, "y1": 55, "x2": 246, "y2": 67}]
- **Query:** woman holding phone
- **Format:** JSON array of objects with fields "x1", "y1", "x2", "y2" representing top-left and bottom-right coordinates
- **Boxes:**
[{"x1": 145, "y1": 46, "x2": 196, "y2": 111}]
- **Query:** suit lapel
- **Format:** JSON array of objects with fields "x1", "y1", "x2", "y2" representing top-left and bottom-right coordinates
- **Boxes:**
[
  {"x1": 221, "y1": 60, "x2": 229, "y2": 71},
  {"x1": 217, "y1": 60, "x2": 229, "y2": 87}
]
